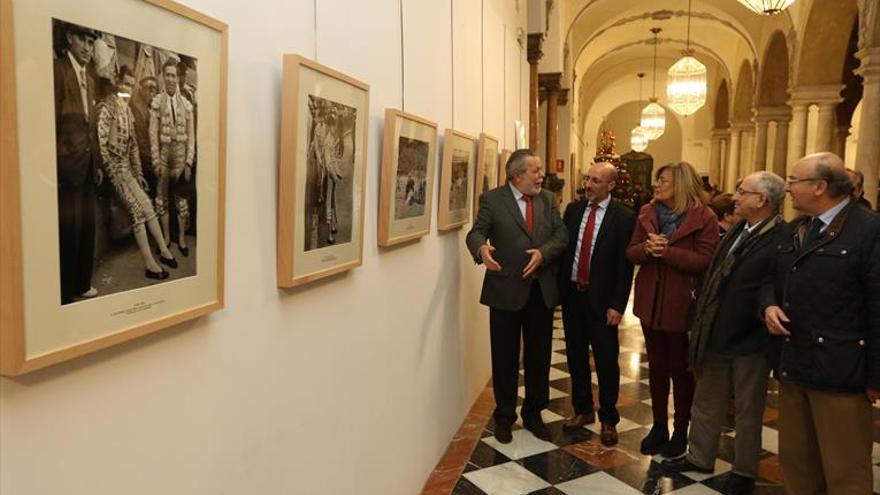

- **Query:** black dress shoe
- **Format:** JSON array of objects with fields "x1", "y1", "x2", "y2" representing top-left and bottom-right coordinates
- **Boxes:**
[
  {"x1": 145, "y1": 269, "x2": 169, "y2": 280},
  {"x1": 640, "y1": 424, "x2": 669, "y2": 455},
  {"x1": 661, "y1": 456, "x2": 713, "y2": 474},
  {"x1": 722, "y1": 473, "x2": 756, "y2": 495},
  {"x1": 178, "y1": 244, "x2": 189, "y2": 257},
  {"x1": 494, "y1": 422, "x2": 512, "y2": 444},
  {"x1": 661, "y1": 429, "x2": 688, "y2": 458},
  {"x1": 523, "y1": 417, "x2": 552, "y2": 441},
  {"x1": 159, "y1": 255, "x2": 178, "y2": 269}
]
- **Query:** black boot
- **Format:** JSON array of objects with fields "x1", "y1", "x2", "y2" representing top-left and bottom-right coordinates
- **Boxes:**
[
  {"x1": 661, "y1": 429, "x2": 688, "y2": 458},
  {"x1": 640, "y1": 424, "x2": 669, "y2": 455}
]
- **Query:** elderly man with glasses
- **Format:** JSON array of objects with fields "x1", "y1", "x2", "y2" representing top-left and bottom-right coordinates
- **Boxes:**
[
  {"x1": 663, "y1": 171, "x2": 786, "y2": 495},
  {"x1": 761, "y1": 152, "x2": 880, "y2": 495}
]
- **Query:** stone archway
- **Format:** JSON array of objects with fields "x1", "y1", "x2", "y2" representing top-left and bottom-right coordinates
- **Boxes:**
[{"x1": 756, "y1": 31, "x2": 792, "y2": 178}]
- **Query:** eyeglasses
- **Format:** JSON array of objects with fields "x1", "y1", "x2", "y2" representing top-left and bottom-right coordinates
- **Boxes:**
[
  {"x1": 735, "y1": 187, "x2": 762, "y2": 195},
  {"x1": 785, "y1": 176, "x2": 821, "y2": 186}
]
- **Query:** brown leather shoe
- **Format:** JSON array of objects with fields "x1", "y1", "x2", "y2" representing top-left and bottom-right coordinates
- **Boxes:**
[
  {"x1": 600, "y1": 423, "x2": 618, "y2": 446},
  {"x1": 563, "y1": 413, "x2": 596, "y2": 430}
]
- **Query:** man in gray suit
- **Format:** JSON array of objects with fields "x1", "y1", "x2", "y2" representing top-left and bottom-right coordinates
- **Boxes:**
[{"x1": 466, "y1": 149, "x2": 568, "y2": 444}]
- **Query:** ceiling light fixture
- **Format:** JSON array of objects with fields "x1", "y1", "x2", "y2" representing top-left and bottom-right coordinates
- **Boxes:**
[
  {"x1": 667, "y1": 0, "x2": 707, "y2": 116},
  {"x1": 736, "y1": 0, "x2": 797, "y2": 15},
  {"x1": 641, "y1": 27, "x2": 666, "y2": 140},
  {"x1": 631, "y1": 73, "x2": 648, "y2": 152}
]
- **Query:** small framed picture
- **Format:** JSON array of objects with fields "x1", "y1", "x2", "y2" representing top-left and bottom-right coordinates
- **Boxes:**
[
  {"x1": 474, "y1": 132, "x2": 499, "y2": 218},
  {"x1": 378, "y1": 109, "x2": 438, "y2": 246},
  {"x1": 277, "y1": 54, "x2": 369, "y2": 287},
  {"x1": 437, "y1": 129, "x2": 475, "y2": 231},
  {"x1": 1, "y1": 0, "x2": 227, "y2": 375},
  {"x1": 499, "y1": 148, "x2": 512, "y2": 186}
]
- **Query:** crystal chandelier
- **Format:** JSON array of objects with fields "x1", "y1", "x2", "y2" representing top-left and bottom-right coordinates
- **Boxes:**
[
  {"x1": 631, "y1": 73, "x2": 649, "y2": 152},
  {"x1": 667, "y1": 0, "x2": 707, "y2": 116},
  {"x1": 641, "y1": 28, "x2": 666, "y2": 140},
  {"x1": 736, "y1": 0, "x2": 796, "y2": 15}
]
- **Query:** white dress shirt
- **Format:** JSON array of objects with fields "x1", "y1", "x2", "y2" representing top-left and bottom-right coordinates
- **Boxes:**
[
  {"x1": 570, "y1": 195, "x2": 611, "y2": 281},
  {"x1": 509, "y1": 183, "x2": 529, "y2": 220}
]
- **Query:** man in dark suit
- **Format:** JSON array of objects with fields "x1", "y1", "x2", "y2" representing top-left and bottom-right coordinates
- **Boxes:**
[
  {"x1": 466, "y1": 149, "x2": 568, "y2": 444},
  {"x1": 663, "y1": 171, "x2": 786, "y2": 495},
  {"x1": 54, "y1": 23, "x2": 101, "y2": 304},
  {"x1": 762, "y1": 152, "x2": 879, "y2": 495},
  {"x1": 558, "y1": 162, "x2": 635, "y2": 446}
]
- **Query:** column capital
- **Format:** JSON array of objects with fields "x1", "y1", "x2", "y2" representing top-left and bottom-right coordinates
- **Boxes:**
[
  {"x1": 788, "y1": 85, "x2": 845, "y2": 106},
  {"x1": 527, "y1": 33, "x2": 544, "y2": 65},
  {"x1": 855, "y1": 47, "x2": 880, "y2": 80},
  {"x1": 539, "y1": 73, "x2": 569, "y2": 105},
  {"x1": 712, "y1": 128, "x2": 730, "y2": 139},
  {"x1": 754, "y1": 105, "x2": 792, "y2": 123},
  {"x1": 730, "y1": 121, "x2": 752, "y2": 132}
]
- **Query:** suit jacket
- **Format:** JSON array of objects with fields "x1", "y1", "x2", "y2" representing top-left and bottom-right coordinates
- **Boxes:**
[
  {"x1": 54, "y1": 55, "x2": 98, "y2": 188},
  {"x1": 558, "y1": 199, "x2": 635, "y2": 315},
  {"x1": 759, "y1": 203, "x2": 880, "y2": 393},
  {"x1": 626, "y1": 203, "x2": 719, "y2": 331},
  {"x1": 466, "y1": 186, "x2": 568, "y2": 311},
  {"x1": 689, "y1": 216, "x2": 783, "y2": 367}
]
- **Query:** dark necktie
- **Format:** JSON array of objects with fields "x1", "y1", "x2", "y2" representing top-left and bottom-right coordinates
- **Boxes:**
[
  {"x1": 727, "y1": 227, "x2": 752, "y2": 257},
  {"x1": 802, "y1": 218, "x2": 823, "y2": 249},
  {"x1": 523, "y1": 194, "x2": 534, "y2": 234},
  {"x1": 576, "y1": 203, "x2": 599, "y2": 286}
]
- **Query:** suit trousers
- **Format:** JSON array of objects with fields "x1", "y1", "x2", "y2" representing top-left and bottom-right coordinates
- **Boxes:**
[
  {"x1": 778, "y1": 381, "x2": 874, "y2": 495},
  {"x1": 687, "y1": 352, "x2": 769, "y2": 478},
  {"x1": 58, "y1": 182, "x2": 96, "y2": 304},
  {"x1": 489, "y1": 282, "x2": 553, "y2": 425},
  {"x1": 561, "y1": 285, "x2": 620, "y2": 425}
]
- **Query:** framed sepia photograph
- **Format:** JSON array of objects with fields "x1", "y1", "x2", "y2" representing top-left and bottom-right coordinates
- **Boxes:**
[
  {"x1": 499, "y1": 148, "x2": 512, "y2": 186},
  {"x1": 437, "y1": 129, "x2": 475, "y2": 231},
  {"x1": 1, "y1": 0, "x2": 227, "y2": 376},
  {"x1": 378, "y1": 109, "x2": 437, "y2": 247},
  {"x1": 277, "y1": 54, "x2": 369, "y2": 287},
  {"x1": 474, "y1": 132, "x2": 499, "y2": 218}
]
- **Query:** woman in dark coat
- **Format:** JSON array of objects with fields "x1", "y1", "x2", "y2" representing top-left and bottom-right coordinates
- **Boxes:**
[{"x1": 625, "y1": 161, "x2": 719, "y2": 457}]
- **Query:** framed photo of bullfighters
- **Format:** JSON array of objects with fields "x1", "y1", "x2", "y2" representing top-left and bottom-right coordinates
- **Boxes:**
[
  {"x1": 499, "y1": 148, "x2": 512, "y2": 186},
  {"x1": 0, "y1": 0, "x2": 227, "y2": 376},
  {"x1": 277, "y1": 54, "x2": 369, "y2": 287},
  {"x1": 437, "y1": 129, "x2": 475, "y2": 231},
  {"x1": 377, "y1": 109, "x2": 437, "y2": 247},
  {"x1": 474, "y1": 132, "x2": 499, "y2": 219}
]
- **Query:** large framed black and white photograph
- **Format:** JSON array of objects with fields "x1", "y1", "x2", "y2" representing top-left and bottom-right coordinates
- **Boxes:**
[
  {"x1": 277, "y1": 54, "x2": 369, "y2": 287},
  {"x1": 0, "y1": 0, "x2": 227, "y2": 376},
  {"x1": 437, "y1": 129, "x2": 475, "y2": 231},
  {"x1": 378, "y1": 109, "x2": 437, "y2": 247}
]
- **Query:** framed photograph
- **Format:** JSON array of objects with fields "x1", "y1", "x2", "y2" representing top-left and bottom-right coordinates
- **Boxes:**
[
  {"x1": 437, "y1": 129, "x2": 475, "y2": 231},
  {"x1": 499, "y1": 148, "x2": 512, "y2": 186},
  {"x1": 378, "y1": 109, "x2": 437, "y2": 247},
  {"x1": 1, "y1": 0, "x2": 227, "y2": 375},
  {"x1": 277, "y1": 54, "x2": 369, "y2": 287},
  {"x1": 474, "y1": 132, "x2": 499, "y2": 217}
]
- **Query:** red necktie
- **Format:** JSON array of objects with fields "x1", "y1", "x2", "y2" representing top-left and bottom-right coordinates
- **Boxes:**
[
  {"x1": 523, "y1": 194, "x2": 534, "y2": 234},
  {"x1": 576, "y1": 203, "x2": 599, "y2": 286}
]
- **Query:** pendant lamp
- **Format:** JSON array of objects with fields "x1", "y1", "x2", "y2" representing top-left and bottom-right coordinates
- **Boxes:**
[
  {"x1": 667, "y1": 0, "x2": 707, "y2": 116},
  {"x1": 631, "y1": 73, "x2": 648, "y2": 152},
  {"x1": 641, "y1": 28, "x2": 666, "y2": 140},
  {"x1": 736, "y1": 0, "x2": 796, "y2": 15}
]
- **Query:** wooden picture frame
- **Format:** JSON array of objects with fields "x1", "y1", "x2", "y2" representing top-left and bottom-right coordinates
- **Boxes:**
[
  {"x1": 437, "y1": 129, "x2": 475, "y2": 231},
  {"x1": 378, "y1": 109, "x2": 437, "y2": 246},
  {"x1": 499, "y1": 148, "x2": 512, "y2": 186},
  {"x1": 474, "y1": 132, "x2": 499, "y2": 218},
  {"x1": 1, "y1": 0, "x2": 228, "y2": 376},
  {"x1": 277, "y1": 54, "x2": 369, "y2": 287}
]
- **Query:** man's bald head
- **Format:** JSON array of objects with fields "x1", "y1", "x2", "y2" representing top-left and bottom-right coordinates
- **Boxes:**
[
  {"x1": 583, "y1": 161, "x2": 618, "y2": 203},
  {"x1": 796, "y1": 152, "x2": 853, "y2": 199}
]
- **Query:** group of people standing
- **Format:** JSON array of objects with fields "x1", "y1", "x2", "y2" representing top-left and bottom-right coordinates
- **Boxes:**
[
  {"x1": 467, "y1": 149, "x2": 878, "y2": 495},
  {"x1": 54, "y1": 22, "x2": 195, "y2": 304}
]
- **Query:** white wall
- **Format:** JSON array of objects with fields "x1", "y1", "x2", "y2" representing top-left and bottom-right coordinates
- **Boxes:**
[{"x1": 0, "y1": 1, "x2": 528, "y2": 494}]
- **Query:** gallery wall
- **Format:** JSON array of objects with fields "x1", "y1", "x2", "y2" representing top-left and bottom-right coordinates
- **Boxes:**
[{"x1": 0, "y1": 1, "x2": 528, "y2": 494}]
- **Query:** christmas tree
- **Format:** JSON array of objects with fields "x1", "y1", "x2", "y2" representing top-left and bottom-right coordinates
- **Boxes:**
[{"x1": 593, "y1": 128, "x2": 635, "y2": 207}]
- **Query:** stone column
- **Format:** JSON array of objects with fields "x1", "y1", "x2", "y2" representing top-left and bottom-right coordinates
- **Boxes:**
[
  {"x1": 854, "y1": 47, "x2": 880, "y2": 207},
  {"x1": 773, "y1": 119, "x2": 790, "y2": 177},
  {"x1": 835, "y1": 125, "x2": 850, "y2": 161},
  {"x1": 754, "y1": 120, "x2": 769, "y2": 172},
  {"x1": 786, "y1": 100, "x2": 809, "y2": 168},
  {"x1": 741, "y1": 128, "x2": 755, "y2": 175},
  {"x1": 815, "y1": 101, "x2": 841, "y2": 153},
  {"x1": 539, "y1": 73, "x2": 563, "y2": 173},
  {"x1": 756, "y1": 106, "x2": 792, "y2": 175},
  {"x1": 709, "y1": 130, "x2": 726, "y2": 188},
  {"x1": 527, "y1": 34, "x2": 543, "y2": 151},
  {"x1": 725, "y1": 128, "x2": 742, "y2": 192}
]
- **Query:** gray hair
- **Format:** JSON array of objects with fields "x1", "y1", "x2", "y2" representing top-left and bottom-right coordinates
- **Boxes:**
[
  {"x1": 506, "y1": 149, "x2": 537, "y2": 181},
  {"x1": 752, "y1": 171, "x2": 786, "y2": 211},
  {"x1": 812, "y1": 154, "x2": 854, "y2": 198}
]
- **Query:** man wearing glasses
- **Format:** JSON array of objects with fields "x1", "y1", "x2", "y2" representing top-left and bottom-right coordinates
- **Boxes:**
[
  {"x1": 761, "y1": 152, "x2": 879, "y2": 495},
  {"x1": 663, "y1": 171, "x2": 785, "y2": 495}
]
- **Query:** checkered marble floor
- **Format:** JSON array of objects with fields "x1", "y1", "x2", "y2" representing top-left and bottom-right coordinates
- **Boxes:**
[{"x1": 446, "y1": 309, "x2": 880, "y2": 495}]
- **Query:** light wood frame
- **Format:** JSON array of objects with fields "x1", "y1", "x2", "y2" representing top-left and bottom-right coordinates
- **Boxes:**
[
  {"x1": 378, "y1": 109, "x2": 438, "y2": 247},
  {"x1": 499, "y1": 148, "x2": 512, "y2": 186},
  {"x1": 437, "y1": 129, "x2": 476, "y2": 231},
  {"x1": 0, "y1": 0, "x2": 228, "y2": 376},
  {"x1": 474, "y1": 132, "x2": 500, "y2": 219},
  {"x1": 277, "y1": 54, "x2": 370, "y2": 287}
]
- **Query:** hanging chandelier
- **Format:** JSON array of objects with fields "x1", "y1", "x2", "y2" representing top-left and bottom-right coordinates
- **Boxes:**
[
  {"x1": 631, "y1": 73, "x2": 648, "y2": 152},
  {"x1": 736, "y1": 0, "x2": 796, "y2": 15},
  {"x1": 641, "y1": 28, "x2": 666, "y2": 140},
  {"x1": 667, "y1": 0, "x2": 707, "y2": 116}
]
